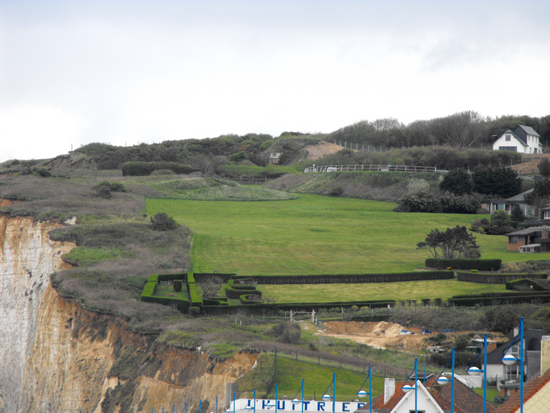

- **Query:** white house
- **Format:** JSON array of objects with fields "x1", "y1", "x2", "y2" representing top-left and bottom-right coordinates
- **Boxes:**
[{"x1": 493, "y1": 125, "x2": 541, "y2": 154}]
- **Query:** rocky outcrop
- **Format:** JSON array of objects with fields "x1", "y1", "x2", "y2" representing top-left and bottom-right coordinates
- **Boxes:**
[{"x1": 0, "y1": 212, "x2": 258, "y2": 412}]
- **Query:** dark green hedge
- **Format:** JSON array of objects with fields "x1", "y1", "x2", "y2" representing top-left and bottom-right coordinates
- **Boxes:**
[
  {"x1": 140, "y1": 278, "x2": 191, "y2": 312},
  {"x1": 121, "y1": 162, "x2": 198, "y2": 176},
  {"x1": 157, "y1": 273, "x2": 186, "y2": 282},
  {"x1": 506, "y1": 278, "x2": 550, "y2": 291},
  {"x1": 448, "y1": 291, "x2": 550, "y2": 306},
  {"x1": 234, "y1": 271, "x2": 453, "y2": 285},
  {"x1": 458, "y1": 272, "x2": 547, "y2": 284},
  {"x1": 202, "y1": 300, "x2": 396, "y2": 315},
  {"x1": 426, "y1": 259, "x2": 501, "y2": 271}
]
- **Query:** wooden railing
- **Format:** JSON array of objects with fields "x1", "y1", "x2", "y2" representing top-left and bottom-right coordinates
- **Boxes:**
[{"x1": 304, "y1": 164, "x2": 442, "y2": 173}]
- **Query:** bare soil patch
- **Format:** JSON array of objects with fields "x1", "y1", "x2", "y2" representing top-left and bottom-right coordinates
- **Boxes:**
[
  {"x1": 314, "y1": 321, "x2": 507, "y2": 352},
  {"x1": 303, "y1": 141, "x2": 344, "y2": 160}
]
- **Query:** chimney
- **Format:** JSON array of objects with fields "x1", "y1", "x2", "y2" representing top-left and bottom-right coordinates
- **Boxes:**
[
  {"x1": 541, "y1": 336, "x2": 550, "y2": 375},
  {"x1": 384, "y1": 378, "x2": 395, "y2": 404}
]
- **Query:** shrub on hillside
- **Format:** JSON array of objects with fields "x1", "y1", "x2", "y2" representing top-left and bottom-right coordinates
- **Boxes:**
[
  {"x1": 511, "y1": 204, "x2": 525, "y2": 222},
  {"x1": 396, "y1": 192, "x2": 480, "y2": 214},
  {"x1": 329, "y1": 186, "x2": 344, "y2": 197},
  {"x1": 150, "y1": 213, "x2": 178, "y2": 231},
  {"x1": 271, "y1": 322, "x2": 301, "y2": 344},
  {"x1": 439, "y1": 169, "x2": 473, "y2": 195}
]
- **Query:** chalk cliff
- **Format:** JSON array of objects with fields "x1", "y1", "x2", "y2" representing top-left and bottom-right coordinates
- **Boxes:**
[{"x1": 0, "y1": 212, "x2": 257, "y2": 413}]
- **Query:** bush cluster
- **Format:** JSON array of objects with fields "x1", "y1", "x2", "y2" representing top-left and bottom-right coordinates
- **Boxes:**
[
  {"x1": 150, "y1": 213, "x2": 178, "y2": 231},
  {"x1": 121, "y1": 161, "x2": 198, "y2": 176},
  {"x1": 396, "y1": 192, "x2": 481, "y2": 214}
]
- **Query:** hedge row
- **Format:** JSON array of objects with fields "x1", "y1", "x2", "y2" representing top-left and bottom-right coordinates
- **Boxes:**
[
  {"x1": 193, "y1": 273, "x2": 235, "y2": 283},
  {"x1": 140, "y1": 275, "x2": 191, "y2": 312},
  {"x1": 187, "y1": 272, "x2": 203, "y2": 308},
  {"x1": 457, "y1": 272, "x2": 547, "y2": 284},
  {"x1": 426, "y1": 259, "x2": 501, "y2": 271},
  {"x1": 201, "y1": 300, "x2": 396, "y2": 315},
  {"x1": 157, "y1": 273, "x2": 186, "y2": 282},
  {"x1": 506, "y1": 278, "x2": 550, "y2": 291},
  {"x1": 448, "y1": 291, "x2": 550, "y2": 306},
  {"x1": 234, "y1": 271, "x2": 454, "y2": 285},
  {"x1": 121, "y1": 161, "x2": 198, "y2": 176}
]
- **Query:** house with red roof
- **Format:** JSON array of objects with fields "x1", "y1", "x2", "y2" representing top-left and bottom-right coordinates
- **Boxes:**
[
  {"x1": 496, "y1": 335, "x2": 550, "y2": 413},
  {"x1": 358, "y1": 375, "x2": 495, "y2": 413}
]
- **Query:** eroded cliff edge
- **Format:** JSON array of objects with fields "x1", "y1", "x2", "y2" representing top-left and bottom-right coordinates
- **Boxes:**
[{"x1": 0, "y1": 212, "x2": 258, "y2": 413}]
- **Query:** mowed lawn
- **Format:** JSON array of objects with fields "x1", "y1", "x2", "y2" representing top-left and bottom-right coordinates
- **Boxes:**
[
  {"x1": 272, "y1": 357, "x2": 384, "y2": 401},
  {"x1": 146, "y1": 194, "x2": 550, "y2": 275},
  {"x1": 260, "y1": 279, "x2": 507, "y2": 303}
]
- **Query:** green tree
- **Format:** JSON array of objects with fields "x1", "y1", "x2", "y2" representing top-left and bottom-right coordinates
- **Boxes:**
[
  {"x1": 488, "y1": 210, "x2": 513, "y2": 235},
  {"x1": 511, "y1": 204, "x2": 525, "y2": 222},
  {"x1": 538, "y1": 158, "x2": 550, "y2": 177},
  {"x1": 417, "y1": 226, "x2": 480, "y2": 259},
  {"x1": 454, "y1": 334, "x2": 471, "y2": 352},
  {"x1": 472, "y1": 166, "x2": 522, "y2": 198},
  {"x1": 525, "y1": 178, "x2": 550, "y2": 216},
  {"x1": 439, "y1": 169, "x2": 473, "y2": 195}
]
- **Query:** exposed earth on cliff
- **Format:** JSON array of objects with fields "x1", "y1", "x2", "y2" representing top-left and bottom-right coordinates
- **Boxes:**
[{"x1": 309, "y1": 321, "x2": 508, "y2": 352}]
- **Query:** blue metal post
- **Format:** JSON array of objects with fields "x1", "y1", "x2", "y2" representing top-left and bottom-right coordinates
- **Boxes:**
[
  {"x1": 368, "y1": 367, "x2": 372, "y2": 413},
  {"x1": 233, "y1": 393, "x2": 236, "y2": 413},
  {"x1": 332, "y1": 372, "x2": 336, "y2": 413},
  {"x1": 254, "y1": 389, "x2": 256, "y2": 413},
  {"x1": 301, "y1": 378, "x2": 305, "y2": 413},
  {"x1": 200, "y1": 399, "x2": 202, "y2": 413},
  {"x1": 216, "y1": 397, "x2": 218, "y2": 413},
  {"x1": 173, "y1": 403, "x2": 175, "y2": 413},
  {"x1": 185, "y1": 401, "x2": 187, "y2": 413},
  {"x1": 451, "y1": 347, "x2": 455, "y2": 413},
  {"x1": 520, "y1": 317, "x2": 524, "y2": 413},
  {"x1": 275, "y1": 384, "x2": 278, "y2": 413},
  {"x1": 483, "y1": 334, "x2": 487, "y2": 413}
]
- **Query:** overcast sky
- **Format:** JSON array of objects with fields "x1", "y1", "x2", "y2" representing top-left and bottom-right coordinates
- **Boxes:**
[{"x1": 1, "y1": 0, "x2": 549, "y2": 163}]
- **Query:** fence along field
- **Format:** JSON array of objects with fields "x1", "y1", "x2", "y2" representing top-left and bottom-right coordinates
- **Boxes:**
[{"x1": 146, "y1": 194, "x2": 548, "y2": 276}]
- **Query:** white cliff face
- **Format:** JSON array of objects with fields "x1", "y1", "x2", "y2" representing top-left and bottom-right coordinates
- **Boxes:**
[
  {"x1": 0, "y1": 214, "x2": 75, "y2": 412},
  {"x1": 0, "y1": 211, "x2": 258, "y2": 413}
]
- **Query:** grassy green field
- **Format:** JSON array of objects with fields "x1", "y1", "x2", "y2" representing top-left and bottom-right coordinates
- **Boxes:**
[
  {"x1": 146, "y1": 194, "x2": 549, "y2": 275},
  {"x1": 271, "y1": 357, "x2": 383, "y2": 401},
  {"x1": 261, "y1": 279, "x2": 507, "y2": 303}
]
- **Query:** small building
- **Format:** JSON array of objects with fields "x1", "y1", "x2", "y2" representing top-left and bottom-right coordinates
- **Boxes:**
[
  {"x1": 268, "y1": 153, "x2": 282, "y2": 164},
  {"x1": 481, "y1": 189, "x2": 534, "y2": 216},
  {"x1": 359, "y1": 375, "x2": 495, "y2": 413},
  {"x1": 495, "y1": 335, "x2": 550, "y2": 413},
  {"x1": 486, "y1": 329, "x2": 547, "y2": 386},
  {"x1": 506, "y1": 226, "x2": 550, "y2": 252},
  {"x1": 493, "y1": 125, "x2": 541, "y2": 154}
]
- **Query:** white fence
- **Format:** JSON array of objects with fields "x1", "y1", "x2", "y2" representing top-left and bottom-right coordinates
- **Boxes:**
[{"x1": 304, "y1": 164, "x2": 442, "y2": 173}]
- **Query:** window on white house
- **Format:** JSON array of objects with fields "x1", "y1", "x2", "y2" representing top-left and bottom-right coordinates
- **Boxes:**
[{"x1": 506, "y1": 135, "x2": 511, "y2": 141}]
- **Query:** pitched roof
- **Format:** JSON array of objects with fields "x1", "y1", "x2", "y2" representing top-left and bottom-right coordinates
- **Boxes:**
[
  {"x1": 486, "y1": 330, "x2": 547, "y2": 365},
  {"x1": 496, "y1": 368, "x2": 550, "y2": 413},
  {"x1": 500, "y1": 129, "x2": 527, "y2": 146},
  {"x1": 363, "y1": 377, "x2": 495, "y2": 413},
  {"x1": 514, "y1": 125, "x2": 540, "y2": 138},
  {"x1": 505, "y1": 227, "x2": 550, "y2": 237},
  {"x1": 424, "y1": 376, "x2": 497, "y2": 413}
]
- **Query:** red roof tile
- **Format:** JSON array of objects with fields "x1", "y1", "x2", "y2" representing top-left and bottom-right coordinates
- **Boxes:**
[{"x1": 496, "y1": 368, "x2": 550, "y2": 413}]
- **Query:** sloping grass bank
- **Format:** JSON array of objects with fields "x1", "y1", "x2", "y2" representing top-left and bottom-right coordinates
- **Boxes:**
[{"x1": 146, "y1": 194, "x2": 548, "y2": 275}]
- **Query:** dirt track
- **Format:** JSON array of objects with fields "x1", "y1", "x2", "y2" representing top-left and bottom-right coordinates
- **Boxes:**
[
  {"x1": 312, "y1": 321, "x2": 507, "y2": 352},
  {"x1": 304, "y1": 141, "x2": 344, "y2": 160}
]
